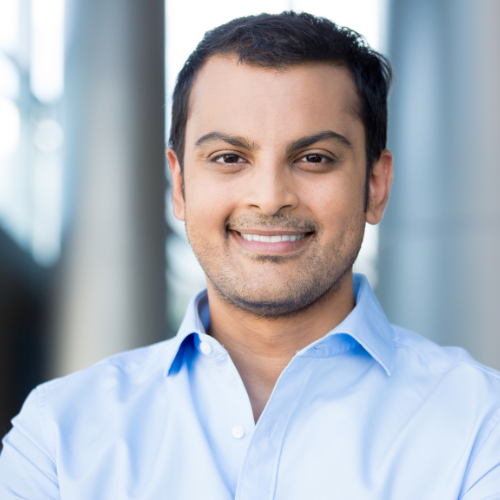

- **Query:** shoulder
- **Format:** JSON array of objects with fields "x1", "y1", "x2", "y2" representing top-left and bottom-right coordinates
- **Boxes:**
[
  {"x1": 0, "y1": 338, "x2": 185, "y2": 496},
  {"x1": 45, "y1": 337, "x2": 177, "y2": 385},
  {"x1": 391, "y1": 326, "x2": 500, "y2": 444},
  {"x1": 389, "y1": 327, "x2": 500, "y2": 496},
  {"x1": 392, "y1": 324, "x2": 500, "y2": 392},
  {"x1": 37, "y1": 337, "x2": 181, "y2": 422}
]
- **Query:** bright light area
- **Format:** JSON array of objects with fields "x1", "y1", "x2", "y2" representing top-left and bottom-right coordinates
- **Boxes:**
[
  {"x1": 32, "y1": 154, "x2": 63, "y2": 266},
  {"x1": 34, "y1": 119, "x2": 64, "y2": 153},
  {"x1": 30, "y1": 0, "x2": 65, "y2": 103},
  {"x1": 0, "y1": 0, "x2": 19, "y2": 53},
  {"x1": 165, "y1": 0, "x2": 387, "y2": 302},
  {"x1": 0, "y1": 0, "x2": 65, "y2": 265},
  {"x1": 354, "y1": 222, "x2": 379, "y2": 287},
  {"x1": 0, "y1": 53, "x2": 20, "y2": 98},
  {"x1": 31, "y1": 119, "x2": 64, "y2": 265},
  {"x1": 0, "y1": 97, "x2": 20, "y2": 159}
]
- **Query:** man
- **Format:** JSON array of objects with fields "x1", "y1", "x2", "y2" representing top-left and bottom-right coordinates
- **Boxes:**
[{"x1": 1, "y1": 11, "x2": 500, "y2": 500}]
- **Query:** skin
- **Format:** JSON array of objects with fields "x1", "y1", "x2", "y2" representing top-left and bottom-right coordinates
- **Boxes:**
[{"x1": 167, "y1": 55, "x2": 393, "y2": 422}]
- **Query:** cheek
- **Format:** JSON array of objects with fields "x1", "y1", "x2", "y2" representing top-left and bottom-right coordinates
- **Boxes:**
[
  {"x1": 184, "y1": 172, "x2": 236, "y2": 234},
  {"x1": 302, "y1": 173, "x2": 363, "y2": 230}
]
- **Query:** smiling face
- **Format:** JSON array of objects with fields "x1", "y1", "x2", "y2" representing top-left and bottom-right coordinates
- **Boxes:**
[{"x1": 168, "y1": 55, "x2": 392, "y2": 317}]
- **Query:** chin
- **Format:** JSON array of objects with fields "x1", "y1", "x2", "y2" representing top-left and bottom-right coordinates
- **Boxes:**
[{"x1": 208, "y1": 272, "x2": 346, "y2": 319}]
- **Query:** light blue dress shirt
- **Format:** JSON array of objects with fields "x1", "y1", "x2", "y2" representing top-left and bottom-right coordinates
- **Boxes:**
[{"x1": 2, "y1": 274, "x2": 500, "y2": 499}]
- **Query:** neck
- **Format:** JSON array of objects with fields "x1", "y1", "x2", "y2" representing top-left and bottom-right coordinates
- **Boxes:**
[{"x1": 207, "y1": 271, "x2": 355, "y2": 421}]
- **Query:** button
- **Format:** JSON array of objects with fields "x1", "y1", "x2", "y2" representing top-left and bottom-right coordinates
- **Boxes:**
[
  {"x1": 232, "y1": 425, "x2": 245, "y2": 439},
  {"x1": 200, "y1": 341, "x2": 212, "y2": 355}
]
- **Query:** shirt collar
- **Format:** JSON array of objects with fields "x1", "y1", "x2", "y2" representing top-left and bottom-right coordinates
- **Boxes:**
[
  {"x1": 164, "y1": 273, "x2": 394, "y2": 377},
  {"x1": 301, "y1": 274, "x2": 395, "y2": 375}
]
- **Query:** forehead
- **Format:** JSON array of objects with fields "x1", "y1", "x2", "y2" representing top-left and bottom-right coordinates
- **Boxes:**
[{"x1": 185, "y1": 55, "x2": 363, "y2": 147}]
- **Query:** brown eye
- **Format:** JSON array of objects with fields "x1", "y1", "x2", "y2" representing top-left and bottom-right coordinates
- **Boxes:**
[
  {"x1": 218, "y1": 154, "x2": 241, "y2": 163},
  {"x1": 305, "y1": 154, "x2": 324, "y2": 163},
  {"x1": 295, "y1": 153, "x2": 336, "y2": 172}
]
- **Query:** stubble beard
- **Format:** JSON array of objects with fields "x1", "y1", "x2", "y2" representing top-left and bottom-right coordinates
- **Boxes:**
[{"x1": 186, "y1": 211, "x2": 365, "y2": 319}]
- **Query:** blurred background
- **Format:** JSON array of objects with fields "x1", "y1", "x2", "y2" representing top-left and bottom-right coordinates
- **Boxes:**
[{"x1": 0, "y1": 0, "x2": 499, "y2": 443}]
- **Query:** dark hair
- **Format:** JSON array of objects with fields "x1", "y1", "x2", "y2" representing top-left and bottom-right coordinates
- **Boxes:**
[{"x1": 169, "y1": 11, "x2": 392, "y2": 209}]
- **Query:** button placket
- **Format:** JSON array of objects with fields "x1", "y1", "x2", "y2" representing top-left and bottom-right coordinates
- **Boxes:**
[
  {"x1": 215, "y1": 352, "x2": 256, "y2": 496},
  {"x1": 235, "y1": 356, "x2": 320, "y2": 500}
]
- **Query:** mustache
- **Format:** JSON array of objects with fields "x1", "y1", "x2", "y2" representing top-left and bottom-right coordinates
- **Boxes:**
[{"x1": 226, "y1": 213, "x2": 319, "y2": 233}]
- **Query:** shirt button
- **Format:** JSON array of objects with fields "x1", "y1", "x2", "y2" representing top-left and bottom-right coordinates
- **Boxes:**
[
  {"x1": 200, "y1": 341, "x2": 212, "y2": 355},
  {"x1": 232, "y1": 425, "x2": 245, "y2": 439}
]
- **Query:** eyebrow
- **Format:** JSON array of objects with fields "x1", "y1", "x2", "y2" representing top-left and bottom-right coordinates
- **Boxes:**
[
  {"x1": 194, "y1": 129, "x2": 352, "y2": 153},
  {"x1": 286, "y1": 130, "x2": 352, "y2": 153},
  {"x1": 194, "y1": 132, "x2": 258, "y2": 151}
]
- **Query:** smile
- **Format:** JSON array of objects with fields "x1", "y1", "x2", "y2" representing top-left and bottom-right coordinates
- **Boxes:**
[
  {"x1": 230, "y1": 230, "x2": 313, "y2": 255},
  {"x1": 239, "y1": 233, "x2": 307, "y2": 243}
]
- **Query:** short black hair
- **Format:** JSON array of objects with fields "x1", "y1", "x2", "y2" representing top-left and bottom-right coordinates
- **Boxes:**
[{"x1": 169, "y1": 11, "x2": 392, "y2": 209}]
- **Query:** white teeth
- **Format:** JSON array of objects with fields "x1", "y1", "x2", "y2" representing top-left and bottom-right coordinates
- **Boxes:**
[{"x1": 240, "y1": 233, "x2": 307, "y2": 242}]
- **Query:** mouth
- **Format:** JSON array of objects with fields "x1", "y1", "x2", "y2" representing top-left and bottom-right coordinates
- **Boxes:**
[
  {"x1": 229, "y1": 229, "x2": 314, "y2": 255},
  {"x1": 239, "y1": 232, "x2": 307, "y2": 243}
]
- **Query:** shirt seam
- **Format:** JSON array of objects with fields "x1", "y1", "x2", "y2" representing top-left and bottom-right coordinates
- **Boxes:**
[
  {"x1": 36, "y1": 385, "x2": 58, "y2": 467},
  {"x1": 5, "y1": 427, "x2": 59, "y2": 485},
  {"x1": 459, "y1": 405, "x2": 500, "y2": 499},
  {"x1": 108, "y1": 340, "x2": 169, "y2": 376},
  {"x1": 471, "y1": 406, "x2": 500, "y2": 464},
  {"x1": 393, "y1": 339, "x2": 500, "y2": 380},
  {"x1": 460, "y1": 461, "x2": 500, "y2": 500}
]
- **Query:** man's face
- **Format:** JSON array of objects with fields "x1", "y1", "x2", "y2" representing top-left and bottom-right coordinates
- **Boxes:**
[{"x1": 170, "y1": 56, "x2": 384, "y2": 317}]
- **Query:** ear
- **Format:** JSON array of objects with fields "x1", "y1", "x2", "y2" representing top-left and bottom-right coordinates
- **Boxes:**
[
  {"x1": 366, "y1": 149, "x2": 393, "y2": 225},
  {"x1": 167, "y1": 148, "x2": 186, "y2": 221}
]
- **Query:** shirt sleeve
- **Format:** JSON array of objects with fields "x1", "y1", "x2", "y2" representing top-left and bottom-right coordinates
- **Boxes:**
[
  {"x1": 459, "y1": 409, "x2": 500, "y2": 500},
  {"x1": 0, "y1": 387, "x2": 60, "y2": 500}
]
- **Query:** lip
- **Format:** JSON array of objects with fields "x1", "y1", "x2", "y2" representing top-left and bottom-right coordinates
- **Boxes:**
[
  {"x1": 229, "y1": 229, "x2": 313, "y2": 255},
  {"x1": 237, "y1": 229, "x2": 306, "y2": 236}
]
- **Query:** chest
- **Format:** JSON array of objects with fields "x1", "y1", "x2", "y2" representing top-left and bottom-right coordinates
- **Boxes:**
[{"x1": 56, "y1": 355, "x2": 473, "y2": 500}]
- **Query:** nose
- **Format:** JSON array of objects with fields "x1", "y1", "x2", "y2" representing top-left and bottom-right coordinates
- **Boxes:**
[{"x1": 246, "y1": 159, "x2": 299, "y2": 215}]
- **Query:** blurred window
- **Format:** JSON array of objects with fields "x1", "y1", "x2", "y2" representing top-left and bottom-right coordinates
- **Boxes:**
[{"x1": 0, "y1": 0, "x2": 64, "y2": 267}]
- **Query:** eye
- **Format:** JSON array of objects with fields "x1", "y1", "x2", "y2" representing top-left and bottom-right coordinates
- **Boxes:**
[
  {"x1": 298, "y1": 153, "x2": 332, "y2": 163},
  {"x1": 294, "y1": 151, "x2": 338, "y2": 173},
  {"x1": 213, "y1": 153, "x2": 245, "y2": 164}
]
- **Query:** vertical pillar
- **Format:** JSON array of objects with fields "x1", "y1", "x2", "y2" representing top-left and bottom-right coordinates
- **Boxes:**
[
  {"x1": 378, "y1": 0, "x2": 500, "y2": 368},
  {"x1": 56, "y1": 0, "x2": 166, "y2": 376}
]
